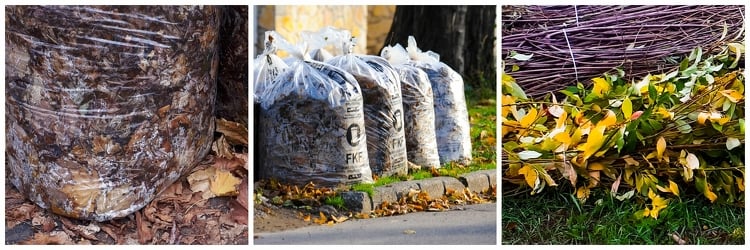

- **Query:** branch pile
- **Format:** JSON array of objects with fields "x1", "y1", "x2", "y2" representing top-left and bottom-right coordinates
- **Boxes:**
[
  {"x1": 502, "y1": 5, "x2": 745, "y2": 98},
  {"x1": 502, "y1": 42, "x2": 744, "y2": 219}
]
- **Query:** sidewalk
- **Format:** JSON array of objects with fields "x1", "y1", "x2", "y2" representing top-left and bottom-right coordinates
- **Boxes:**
[{"x1": 341, "y1": 169, "x2": 497, "y2": 213}]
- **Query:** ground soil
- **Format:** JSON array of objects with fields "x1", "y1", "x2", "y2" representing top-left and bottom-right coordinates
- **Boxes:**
[{"x1": 253, "y1": 202, "x2": 315, "y2": 234}]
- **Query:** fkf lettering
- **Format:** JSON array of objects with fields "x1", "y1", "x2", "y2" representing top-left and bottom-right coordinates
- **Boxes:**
[{"x1": 346, "y1": 150, "x2": 364, "y2": 164}]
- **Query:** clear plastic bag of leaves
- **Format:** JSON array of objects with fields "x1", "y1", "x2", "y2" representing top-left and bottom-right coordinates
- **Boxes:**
[
  {"x1": 252, "y1": 31, "x2": 289, "y2": 181},
  {"x1": 5, "y1": 6, "x2": 218, "y2": 221},
  {"x1": 382, "y1": 43, "x2": 441, "y2": 169},
  {"x1": 406, "y1": 36, "x2": 472, "y2": 165},
  {"x1": 325, "y1": 28, "x2": 408, "y2": 177},
  {"x1": 258, "y1": 33, "x2": 372, "y2": 186}
]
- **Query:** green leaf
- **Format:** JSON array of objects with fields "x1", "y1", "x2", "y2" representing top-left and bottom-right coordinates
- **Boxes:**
[
  {"x1": 740, "y1": 119, "x2": 745, "y2": 134},
  {"x1": 511, "y1": 64, "x2": 520, "y2": 72},
  {"x1": 675, "y1": 119, "x2": 692, "y2": 134},
  {"x1": 648, "y1": 83, "x2": 657, "y2": 101},
  {"x1": 679, "y1": 57, "x2": 690, "y2": 71},
  {"x1": 711, "y1": 122, "x2": 723, "y2": 132},
  {"x1": 503, "y1": 75, "x2": 528, "y2": 100}
]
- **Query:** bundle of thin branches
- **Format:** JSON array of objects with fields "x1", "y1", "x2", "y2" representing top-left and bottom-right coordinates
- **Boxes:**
[{"x1": 502, "y1": 5, "x2": 745, "y2": 98}]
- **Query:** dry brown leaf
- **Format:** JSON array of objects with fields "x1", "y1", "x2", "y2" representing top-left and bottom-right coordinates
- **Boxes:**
[
  {"x1": 212, "y1": 135, "x2": 234, "y2": 160},
  {"x1": 233, "y1": 153, "x2": 248, "y2": 170},
  {"x1": 20, "y1": 231, "x2": 74, "y2": 245},
  {"x1": 354, "y1": 213, "x2": 370, "y2": 219},
  {"x1": 313, "y1": 211, "x2": 328, "y2": 225},
  {"x1": 205, "y1": 220, "x2": 221, "y2": 243},
  {"x1": 136, "y1": 211, "x2": 153, "y2": 244},
  {"x1": 331, "y1": 215, "x2": 349, "y2": 223},
  {"x1": 100, "y1": 224, "x2": 121, "y2": 244},
  {"x1": 6, "y1": 203, "x2": 37, "y2": 228},
  {"x1": 236, "y1": 177, "x2": 249, "y2": 210},
  {"x1": 31, "y1": 215, "x2": 56, "y2": 233},
  {"x1": 430, "y1": 167, "x2": 440, "y2": 177},
  {"x1": 187, "y1": 167, "x2": 216, "y2": 199},
  {"x1": 216, "y1": 118, "x2": 248, "y2": 145},
  {"x1": 671, "y1": 233, "x2": 687, "y2": 244},
  {"x1": 229, "y1": 200, "x2": 248, "y2": 225},
  {"x1": 213, "y1": 156, "x2": 243, "y2": 172}
]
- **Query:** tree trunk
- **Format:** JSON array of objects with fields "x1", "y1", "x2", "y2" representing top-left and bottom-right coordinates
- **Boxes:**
[{"x1": 382, "y1": 6, "x2": 495, "y2": 89}]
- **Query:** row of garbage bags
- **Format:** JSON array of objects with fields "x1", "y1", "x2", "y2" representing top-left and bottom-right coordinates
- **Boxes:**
[{"x1": 254, "y1": 27, "x2": 472, "y2": 186}]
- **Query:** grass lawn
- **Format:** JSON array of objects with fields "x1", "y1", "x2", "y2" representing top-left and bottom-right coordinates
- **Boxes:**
[{"x1": 501, "y1": 185, "x2": 745, "y2": 244}]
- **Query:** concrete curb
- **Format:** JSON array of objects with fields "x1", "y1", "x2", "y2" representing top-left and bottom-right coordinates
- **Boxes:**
[{"x1": 342, "y1": 169, "x2": 497, "y2": 213}]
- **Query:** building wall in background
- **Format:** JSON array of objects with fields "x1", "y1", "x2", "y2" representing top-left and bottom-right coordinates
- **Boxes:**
[{"x1": 254, "y1": 5, "x2": 396, "y2": 56}]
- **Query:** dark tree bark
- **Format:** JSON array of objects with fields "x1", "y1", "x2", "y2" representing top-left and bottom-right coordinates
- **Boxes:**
[{"x1": 382, "y1": 6, "x2": 496, "y2": 89}]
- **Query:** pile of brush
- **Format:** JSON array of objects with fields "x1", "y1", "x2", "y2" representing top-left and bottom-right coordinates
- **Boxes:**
[{"x1": 502, "y1": 5, "x2": 745, "y2": 98}]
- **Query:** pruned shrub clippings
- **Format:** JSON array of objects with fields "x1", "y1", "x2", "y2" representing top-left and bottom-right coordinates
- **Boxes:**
[{"x1": 502, "y1": 42, "x2": 745, "y2": 219}]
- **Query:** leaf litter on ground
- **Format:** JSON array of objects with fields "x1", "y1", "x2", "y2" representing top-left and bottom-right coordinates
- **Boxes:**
[{"x1": 4, "y1": 118, "x2": 249, "y2": 245}]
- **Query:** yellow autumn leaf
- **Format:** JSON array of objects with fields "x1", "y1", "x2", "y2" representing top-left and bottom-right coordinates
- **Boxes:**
[
  {"x1": 209, "y1": 169, "x2": 242, "y2": 197},
  {"x1": 576, "y1": 124, "x2": 607, "y2": 161},
  {"x1": 588, "y1": 162, "x2": 606, "y2": 171},
  {"x1": 591, "y1": 77, "x2": 610, "y2": 97},
  {"x1": 669, "y1": 180, "x2": 680, "y2": 196},
  {"x1": 720, "y1": 89, "x2": 743, "y2": 103},
  {"x1": 313, "y1": 211, "x2": 328, "y2": 225},
  {"x1": 576, "y1": 186, "x2": 590, "y2": 203},
  {"x1": 501, "y1": 95, "x2": 515, "y2": 117},
  {"x1": 736, "y1": 177, "x2": 744, "y2": 191},
  {"x1": 622, "y1": 97, "x2": 633, "y2": 119},
  {"x1": 519, "y1": 108, "x2": 539, "y2": 128},
  {"x1": 705, "y1": 185, "x2": 718, "y2": 202},
  {"x1": 556, "y1": 110, "x2": 568, "y2": 129},
  {"x1": 697, "y1": 112, "x2": 709, "y2": 125},
  {"x1": 656, "y1": 137, "x2": 666, "y2": 159},
  {"x1": 655, "y1": 107, "x2": 674, "y2": 120},
  {"x1": 598, "y1": 109, "x2": 617, "y2": 127},
  {"x1": 553, "y1": 130, "x2": 572, "y2": 145},
  {"x1": 715, "y1": 117, "x2": 730, "y2": 125},
  {"x1": 518, "y1": 164, "x2": 538, "y2": 189},
  {"x1": 647, "y1": 189, "x2": 669, "y2": 219}
]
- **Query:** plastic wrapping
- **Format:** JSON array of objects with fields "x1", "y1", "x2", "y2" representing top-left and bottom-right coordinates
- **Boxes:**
[
  {"x1": 5, "y1": 6, "x2": 218, "y2": 221},
  {"x1": 326, "y1": 31, "x2": 408, "y2": 177},
  {"x1": 216, "y1": 6, "x2": 248, "y2": 127},
  {"x1": 252, "y1": 31, "x2": 289, "y2": 181},
  {"x1": 258, "y1": 34, "x2": 372, "y2": 186},
  {"x1": 381, "y1": 44, "x2": 441, "y2": 169},
  {"x1": 302, "y1": 31, "x2": 333, "y2": 62},
  {"x1": 406, "y1": 36, "x2": 472, "y2": 166}
]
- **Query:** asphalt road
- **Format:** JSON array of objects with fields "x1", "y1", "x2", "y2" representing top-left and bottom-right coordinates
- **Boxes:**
[{"x1": 254, "y1": 202, "x2": 497, "y2": 245}]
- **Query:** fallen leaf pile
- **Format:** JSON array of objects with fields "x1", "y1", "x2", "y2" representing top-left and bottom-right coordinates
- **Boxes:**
[
  {"x1": 369, "y1": 186, "x2": 496, "y2": 218},
  {"x1": 256, "y1": 178, "x2": 496, "y2": 226}
]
